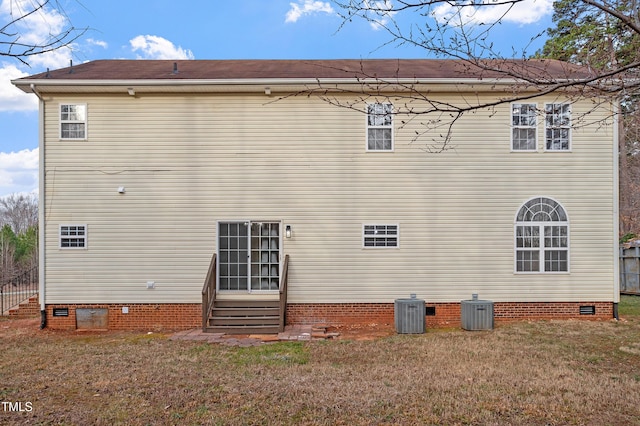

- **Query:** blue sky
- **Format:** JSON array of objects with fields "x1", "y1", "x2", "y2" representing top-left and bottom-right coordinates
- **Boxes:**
[{"x1": 0, "y1": 0, "x2": 554, "y2": 197}]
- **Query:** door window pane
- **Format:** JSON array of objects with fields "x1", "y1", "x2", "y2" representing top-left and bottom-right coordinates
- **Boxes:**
[
  {"x1": 250, "y1": 222, "x2": 280, "y2": 291},
  {"x1": 219, "y1": 221, "x2": 280, "y2": 291}
]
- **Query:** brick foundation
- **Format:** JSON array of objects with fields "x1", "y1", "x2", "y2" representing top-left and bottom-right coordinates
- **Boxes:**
[
  {"x1": 43, "y1": 301, "x2": 615, "y2": 331},
  {"x1": 286, "y1": 301, "x2": 615, "y2": 328},
  {"x1": 45, "y1": 304, "x2": 200, "y2": 331},
  {"x1": 494, "y1": 301, "x2": 613, "y2": 321}
]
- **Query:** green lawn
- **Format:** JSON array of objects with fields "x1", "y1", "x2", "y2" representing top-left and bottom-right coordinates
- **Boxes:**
[{"x1": 620, "y1": 294, "x2": 640, "y2": 316}]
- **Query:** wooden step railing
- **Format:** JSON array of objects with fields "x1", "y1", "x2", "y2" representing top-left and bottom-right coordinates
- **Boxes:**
[
  {"x1": 201, "y1": 253, "x2": 216, "y2": 332},
  {"x1": 202, "y1": 253, "x2": 290, "y2": 334},
  {"x1": 279, "y1": 254, "x2": 289, "y2": 332}
]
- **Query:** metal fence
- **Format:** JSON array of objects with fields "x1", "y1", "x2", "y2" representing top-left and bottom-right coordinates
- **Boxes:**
[{"x1": 1, "y1": 267, "x2": 38, "y2": 315}]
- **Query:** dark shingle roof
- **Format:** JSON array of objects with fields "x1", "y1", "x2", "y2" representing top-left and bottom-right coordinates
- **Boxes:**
[{"x1": 16, "y1": 59, "x2": 590, "y2": 82}]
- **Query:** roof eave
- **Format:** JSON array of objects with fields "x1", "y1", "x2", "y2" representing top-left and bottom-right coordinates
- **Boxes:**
[{"x1": 12, "y1": 77, "x2": 541, "y2": 94}]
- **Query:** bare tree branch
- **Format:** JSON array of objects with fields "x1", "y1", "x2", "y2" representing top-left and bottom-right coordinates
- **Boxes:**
[
  {"x1": 0, "y1": 0, "x2": 88, "y2": 66},
  {"x1": 315, "y1": 0, "x2": 639, "y2": 151}
]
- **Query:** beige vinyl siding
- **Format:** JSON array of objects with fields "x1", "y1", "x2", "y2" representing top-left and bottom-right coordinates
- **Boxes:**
[{"x1": 41, "y1": 91, "x2": 615, "y2": 304}]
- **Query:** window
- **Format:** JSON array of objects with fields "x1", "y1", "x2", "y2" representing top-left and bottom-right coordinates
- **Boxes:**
[
  {"x1": 363, "y1": 224, "x2": 399, "y2": 248},
  {"x1": 60, "y1": 104, "x2": 87, "y2": 140},
  {"x1": 515, "y1": 198, "x2": 568, "y2": 273},
  {"x1": 545, "y1": 103, "x2": 570, "y2": 151},
  {"x1": 367, "y1": 103, "x2": 393, "y2": 151},
  {"x1": 511, "y1": 103, "x2": 537, "y2": 151},
  {"x1": 59, "y1": 225, "x2": 87, "y2": 249}
]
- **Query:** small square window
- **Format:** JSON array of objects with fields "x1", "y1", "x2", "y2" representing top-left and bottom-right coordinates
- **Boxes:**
[
  {"x1": 59, "y1": 225, "x2": 87, "y2": 249},
  {"x1": 363, "y1": 224, "x2": 399, "y2": 248},
  {"x1": 60, "y1": 104, "x2": 87, "y2": 140}
]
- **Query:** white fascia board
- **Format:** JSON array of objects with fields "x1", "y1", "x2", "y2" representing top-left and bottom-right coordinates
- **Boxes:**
[{"x1": 12, "y1": 77, "x2": 525, "y2": 93}]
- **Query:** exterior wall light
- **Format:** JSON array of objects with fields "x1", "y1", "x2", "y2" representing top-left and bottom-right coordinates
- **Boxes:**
[{"x1": 285, "y1": 225, "x2": 292, "y2": 238}]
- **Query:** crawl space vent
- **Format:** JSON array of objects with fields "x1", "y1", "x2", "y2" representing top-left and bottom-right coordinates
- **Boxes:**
[
  {"x1": 52, "y1": 308, "x2": 69, "y2": 317},
  {"x1": 579, "y1": 305, "x2": 596, "y2": 315}
]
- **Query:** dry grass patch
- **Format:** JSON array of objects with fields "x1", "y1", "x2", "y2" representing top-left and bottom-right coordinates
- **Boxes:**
[{"x1": 1, "y1": 299, "x2": 640, "y2": 424}]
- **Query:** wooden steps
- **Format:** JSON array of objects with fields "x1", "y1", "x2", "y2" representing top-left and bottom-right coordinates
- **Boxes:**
[{"x1": 205, "y1": 300, "x2": 281, "y2": 334}]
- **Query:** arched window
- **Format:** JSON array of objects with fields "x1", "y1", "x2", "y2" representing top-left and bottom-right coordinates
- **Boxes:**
[{"x1": 515, "y1": 197, "x2": 569, "y2": 273}]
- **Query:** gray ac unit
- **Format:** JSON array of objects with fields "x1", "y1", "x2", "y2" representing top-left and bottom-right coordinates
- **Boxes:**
[
  {"x1": 394, "y1": 298, "x2": 426, "y2": 334},
  {"x1": 461, "y1": 297, "x2": 494, "y2": 331}
]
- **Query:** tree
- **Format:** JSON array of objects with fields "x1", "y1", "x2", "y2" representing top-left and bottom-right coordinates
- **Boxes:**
[
  {"x1": 0, "y1": 194, "x2": 38, "y2": 285},
  {"x1": 540, "y1": 0, "x2": 640, "y2": 69},
  {"x1": 0, "y1": 193, "x2": 37, "y2": 234},
  {"x1": 336, "y1": 0, "x2": 639, "y2": 80},
  {"x1": 537, "y1": 0, "x2": 640, "y2": 233},
  {"x1": 1, "y1": 0, "x2": 88, "y2": 66},
  {"x1": 320, "y1": 1, "x2": 640, "y2": 150},
  {"x1": 1, "y1": 224, "x2": 17, "y2": 282}
]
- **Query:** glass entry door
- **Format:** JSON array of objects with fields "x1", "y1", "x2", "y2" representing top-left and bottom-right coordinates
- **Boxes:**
[{"x1": 218, "y1": 221, "x2": 280, "y2": 292}]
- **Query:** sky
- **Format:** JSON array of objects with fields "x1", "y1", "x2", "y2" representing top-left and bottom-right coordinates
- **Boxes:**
[{"x1": 0, "y1": 0, "x2": 554, "y2": 197}]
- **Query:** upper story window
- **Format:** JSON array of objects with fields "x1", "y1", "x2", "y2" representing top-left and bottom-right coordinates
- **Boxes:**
[
  {"x1": 367, "y1": 103, "x2": 393, "y2": 151},
  {"x1": 515, "y1": 197, "x2": 568, "y2": 273},
  {"x1": 59, "y1": 225, "x2": 87, "y2": 249},
  {"x1": 545, "y1": 103, "x2": 571, "y2": 151},
  {"x1": 363, "y1": 224, "x2": 399, "y2": 248},
  {"x1": 60, "y1": 104, "x2": 87, "y2": 140},
  {"x1": 511, "y1": 103, "x2": 537, "y2": 151}
]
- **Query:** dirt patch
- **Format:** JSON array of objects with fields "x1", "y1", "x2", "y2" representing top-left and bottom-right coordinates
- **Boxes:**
[
  {"x1": 0, "y1": 317, "x2": 398, "y2": 341},
  {"x1": 332, "y1": 323, "x2": 396, "y2": 340},
  {"x1": 0, "y1": 317, "x2": 40, "y2": 338}
]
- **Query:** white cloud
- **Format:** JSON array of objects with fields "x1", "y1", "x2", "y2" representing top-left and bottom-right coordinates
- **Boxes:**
[
  {"x1": 130, "y1": 35, "x2": 195, "y2": 60},
  {"x1": 0, "y1": 63, "x2": 38, "y2": 112},
  {"x1": 87, "y1": 38, "x2": 108, "y2": 49},
  {"x1": 285, "y1": 0, "x2": 335, "y2": 23},
  {"x1": 0, "y1": 148, "x2": 38, "y2": 197},
  {"x1": 433, "y1": 0, "x2": 553, "y2": 27}
]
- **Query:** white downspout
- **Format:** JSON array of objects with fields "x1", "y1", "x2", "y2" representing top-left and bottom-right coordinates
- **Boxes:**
[{"x1": 30, "y1": 84, "x2": 46, "y2": 326}]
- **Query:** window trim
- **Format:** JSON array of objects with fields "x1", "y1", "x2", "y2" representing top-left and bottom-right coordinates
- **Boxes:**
[
  {"x1": 544, "y1": 103, "x2": 571, "y2": 152},
  {"x1": 362, "y1": 224, "x2": 399, "y2": 248},
  {"x1": 59, "y1": 103, "x2": 87, "y2": 140},
  {"x1": 59, "y1": 224, "x2": 88, "y2": 249},
  {"x1": 366, "y1": 102, "x2": 394, "y2": 152},
  {"x1": 514, "y1": 197, "x2": 570, "y2": 274},
  {"x1": 511, "y1": 102, "x2": 538, "y2": 152}
]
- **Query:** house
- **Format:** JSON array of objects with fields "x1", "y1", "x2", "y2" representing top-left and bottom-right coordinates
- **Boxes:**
[{"x1": 12, "y1": 59, "x2": 619, "y2": 332}]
